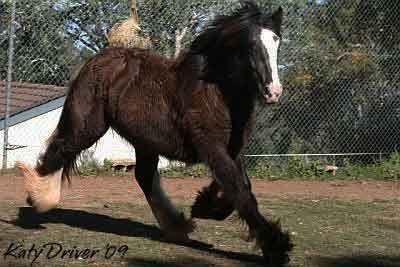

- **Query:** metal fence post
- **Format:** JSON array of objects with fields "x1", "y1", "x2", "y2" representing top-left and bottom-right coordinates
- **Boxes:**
[{"x1": 3, "y1": 0, "x2": 16, "y2": 170}]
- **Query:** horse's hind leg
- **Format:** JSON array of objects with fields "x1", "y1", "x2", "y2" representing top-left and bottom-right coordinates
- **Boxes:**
[
  {"x1": 17, "y1": 85, "x2": 109, "y2": 213},
  {"x1": 191, "y1": 157, "x2": 248, "y2": 221},
  {"x1": 134, "y1": 152, "x2": 194, "y2": 242},
  {"x1": 191, "y1": 178, "x2": 234, "y2": 220}
]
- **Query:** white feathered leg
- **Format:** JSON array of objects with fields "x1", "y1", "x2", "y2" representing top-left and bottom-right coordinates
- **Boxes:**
[{"x1": 16, "y1": 161, "x2": 62, "y2": 213}]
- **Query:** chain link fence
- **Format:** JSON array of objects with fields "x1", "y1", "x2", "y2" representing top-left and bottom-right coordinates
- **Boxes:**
[{"x1": 1, "y1": 0, "x2": 399, "y2": 172}]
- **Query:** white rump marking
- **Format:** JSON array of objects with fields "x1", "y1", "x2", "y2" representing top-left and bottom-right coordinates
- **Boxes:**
[{"x1": 260, "y1": 28, "x2": 281, "y2": 87}]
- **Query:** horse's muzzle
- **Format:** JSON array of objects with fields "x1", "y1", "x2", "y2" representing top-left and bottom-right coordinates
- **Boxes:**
[{"x1": 264, "y1": 83, "x2": 282, "y2": 103}]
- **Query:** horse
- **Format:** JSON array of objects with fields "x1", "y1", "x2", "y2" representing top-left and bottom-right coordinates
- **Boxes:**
[{"x1": 17, "y1": 1, "x2": 293, "y2": 266}]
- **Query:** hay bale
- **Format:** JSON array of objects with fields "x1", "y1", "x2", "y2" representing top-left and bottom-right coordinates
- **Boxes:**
[{"x1": 107, "y1": 0, "x2": 152, "y2": 49}]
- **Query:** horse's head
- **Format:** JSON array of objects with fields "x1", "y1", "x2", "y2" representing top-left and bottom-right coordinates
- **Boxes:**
[
  {"x1": 254, "y1": 6, "x2": 283, "y2": 104},
  {"x1": 189, "y1": 1, "x2": 284, "y2": 104}
]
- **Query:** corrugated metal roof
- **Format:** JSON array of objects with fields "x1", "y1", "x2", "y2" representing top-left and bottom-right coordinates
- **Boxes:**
[{"x1": 0, "y1": 81, "x2": 67, "y2": 120}]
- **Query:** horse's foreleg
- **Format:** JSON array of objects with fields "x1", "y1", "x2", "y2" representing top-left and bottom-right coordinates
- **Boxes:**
[
  {"x1": 134, "y1": 153, "x2": 194, "y2": 243},
  {"x1": 203, "y1": 146, "x2": 293, "y2": 267}
]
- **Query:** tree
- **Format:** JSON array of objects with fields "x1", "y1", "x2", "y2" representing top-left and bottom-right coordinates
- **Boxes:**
[
  {"x1": 2, "y1": 0, "x2": 75, "y2": 85},
  {"x1": 0, "y1": 1, "x2": 11, "y2": 80},
  {"x1": 57, "y1": 0, "x2": 131, "y2": 53},
  {"x1": 1, "y1": 0, "x2": 234, "y2": 84},
  {"x1": 137, "y1": 0, "x2": 234, "y2": 57},
  {"x1": 0, "y1": 0, "x2": 131, "y2": 85},
  {"x1": 247, "y1": 0, "x2": 400, "y2": 161}
]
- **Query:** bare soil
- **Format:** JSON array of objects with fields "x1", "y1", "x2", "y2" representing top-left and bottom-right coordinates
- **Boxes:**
[
  {"x1": 0, "y1": 175, "x2": 399, "y2": 267},
  {"x1": 1, "y1": 175, "x2": 399, "y2": 207}
]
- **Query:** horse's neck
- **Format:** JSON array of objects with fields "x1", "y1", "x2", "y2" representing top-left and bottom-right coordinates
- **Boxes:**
[
  {"x1": 175, "y1": 53, "x2": 256, "y2": 123},
  {"x1": 224, "y1": 88, "x2": 255, "y2": 158},
  {"x1": 228, "y1": 93, "x2": 255, "y2": 127},
  {"x1": 221, "y1": 78, "x2": 257, "y2": 116}
]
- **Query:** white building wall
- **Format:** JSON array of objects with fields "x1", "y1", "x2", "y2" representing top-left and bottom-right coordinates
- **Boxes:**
[{"x1": 0, "y1": 107, "x2": 169, "y2": 169}]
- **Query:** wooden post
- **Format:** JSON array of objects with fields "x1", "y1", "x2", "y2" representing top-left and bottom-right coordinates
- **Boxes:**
[{"x1": 3, "y1": 0, "x2": 16, "y2": 171}]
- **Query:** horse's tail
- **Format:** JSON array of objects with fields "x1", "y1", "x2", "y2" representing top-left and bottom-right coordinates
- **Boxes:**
[{"x1": 16, "y1": 58, "x2": 110, "y2": 212}]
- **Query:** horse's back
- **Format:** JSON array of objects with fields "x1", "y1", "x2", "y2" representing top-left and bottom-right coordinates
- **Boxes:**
[{"x1": 80, "y1": 47, "x2": 184, "y2": 157}]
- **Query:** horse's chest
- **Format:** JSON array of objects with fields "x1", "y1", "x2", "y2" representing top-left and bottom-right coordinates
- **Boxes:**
[{"x1": 185, "y1": 108, "x2": 248, "y2": 156}]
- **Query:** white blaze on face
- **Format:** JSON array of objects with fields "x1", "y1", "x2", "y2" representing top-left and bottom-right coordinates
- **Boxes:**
[{"x1": 260, "y1": 28, "x2": 282, "y2": 103}]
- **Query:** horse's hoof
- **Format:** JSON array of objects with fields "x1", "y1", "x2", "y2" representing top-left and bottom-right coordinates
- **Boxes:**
[
  {"x1": 159, "y1": 216, "x2": 195, "y2": 244},
  {"x1": 263, "y1": 253, "x2": 290, "y2": 267},
  {"x1": 260, "y1": 239, "x2": 292, "y2": 267},
  {"x1": 257, "y1": 221, "x2": 293, "y2": 267}
]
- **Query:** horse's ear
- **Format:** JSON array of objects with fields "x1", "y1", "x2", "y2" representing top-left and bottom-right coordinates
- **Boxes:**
[
  {"x1": 272, "y1": 7, "x2": 283, "y2": 25},
  {"x1": 239, "y1": 0, "x2": 258, "y2": 9},
  {"x1": 272, "y1": 6, "x2": 283, "y2": 35}
]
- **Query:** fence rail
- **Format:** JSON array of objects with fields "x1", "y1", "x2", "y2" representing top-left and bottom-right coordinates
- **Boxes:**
[{"x1": 1, "y1": 0, "x2": 399, "y2": 171}]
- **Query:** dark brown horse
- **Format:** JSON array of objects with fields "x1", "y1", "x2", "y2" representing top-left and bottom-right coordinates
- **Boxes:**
[{"x1": 17, "y1": 1, "x2": 292, "y2": 266}]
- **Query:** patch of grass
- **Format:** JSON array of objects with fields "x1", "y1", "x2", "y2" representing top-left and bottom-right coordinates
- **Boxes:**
[
  {"x1": 157, "y1": 153, "x2": 400, "y2": 181},
  {"x1": 77, "y1": 150, "x2": 107, "y2": 176},
  {"x1": 73, "y1": 149, "x2": 400, "y2": 181},
  {"x1": 160, "y1": 163, "x2": 210, "y2": 178},
  {"x1": 338, "y1": 153, "x2": 400, "y2": 180},
  {"x1": 248, "y1": 157, "x2": 326, "y2": 180},
  {"x1": 1, "y1": 197, "x2": 399, "y2": 267},
  {"x1": 77, "y1": 151, "x2": 122, "y2": 176},
  {"x1": 32, "y1": 149, "x2": 399, "y2": 183},
  {"x1": 247, "y1": 153, "x2": 400, "y2": 181}
]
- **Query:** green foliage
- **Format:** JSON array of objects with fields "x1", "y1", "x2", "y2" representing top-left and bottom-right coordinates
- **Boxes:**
[
  {"x1": 138, "y1": 0, "x2": 234, "y2": 56},
  {"x1": 247, "y1": 153, "x2": 400, "y2": 180},
  {"x1": 247, "y1": 0, "x2": 400, "y2": 160},
  {"x1": 0, "y1": 0, "x2": 131, "y2": 85},
  {"x1": 286, "y1": 157, "x2": 325, "y2": 178},
  {"x1": 77, "y1": 151, "x2": 115, "y2": 176},
  {"x1": 103, "y1": 158, "x2": 113, "y2": 172},
  {"x1": 77, "y1": 150, "x2": 102, "y2": 176},
  {"x1": 248, "y1": 157, "x2": 326, "y2": 179},
  {"x1": 1, "y1": 0, "x2": 236, "y2": 83},
  {"x1": 77, "y1": 153, "x2": 397, "y2": 180},
  {"x1": 247, "y1": 160, "x2": 275, "y2": 179},
  {"x1": 0, "y1": 1, "x2": 11, "y2": 80},
  {"x1": 338, "y1": 153, "x2": 400, "y2": 180},
  {"x1": 160, "y1": 163, "x2": 209, "y2": 178},
  {"x1": 73, "y1": 152, "x2": 400, "y2": 180},
  {"x1": 380, "y1": 153, "x2": 400, "y2": 179}
]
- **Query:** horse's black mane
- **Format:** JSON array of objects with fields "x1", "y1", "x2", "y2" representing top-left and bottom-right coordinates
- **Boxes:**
[
  {"x1": 190, "y1": 1, "x2": 264, "y2": 55},
  {"x1": 176, "y1": 1, "x2": 276, "y2": 95},
  {"x1": 175, "y1": 1, "x2": 263, "y2": 90}
]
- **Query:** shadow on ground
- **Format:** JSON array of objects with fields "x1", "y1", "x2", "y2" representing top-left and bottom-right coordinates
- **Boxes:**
[
  {"x1": 312, "y1": 254, "x2": 400, "y2": 267},
  {"x1": 1, "y1": 207, "x2": 264, "y2": 265},
  {"x1": 127, "y1": 257, "x2": 215, "y2": 267}
]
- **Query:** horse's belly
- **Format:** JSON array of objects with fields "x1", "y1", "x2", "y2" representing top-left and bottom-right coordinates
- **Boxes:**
[{"x1": 111, "y1": 111, "x2": 189, "y2": 157}]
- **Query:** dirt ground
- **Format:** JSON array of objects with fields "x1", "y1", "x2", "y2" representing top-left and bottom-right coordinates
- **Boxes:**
[
  {"x1": 1, "y1": 175, "x2": 399, "y2": 207},
  {"x1": 1, "y1": 175, "x2": 399, "y2": 267}
]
